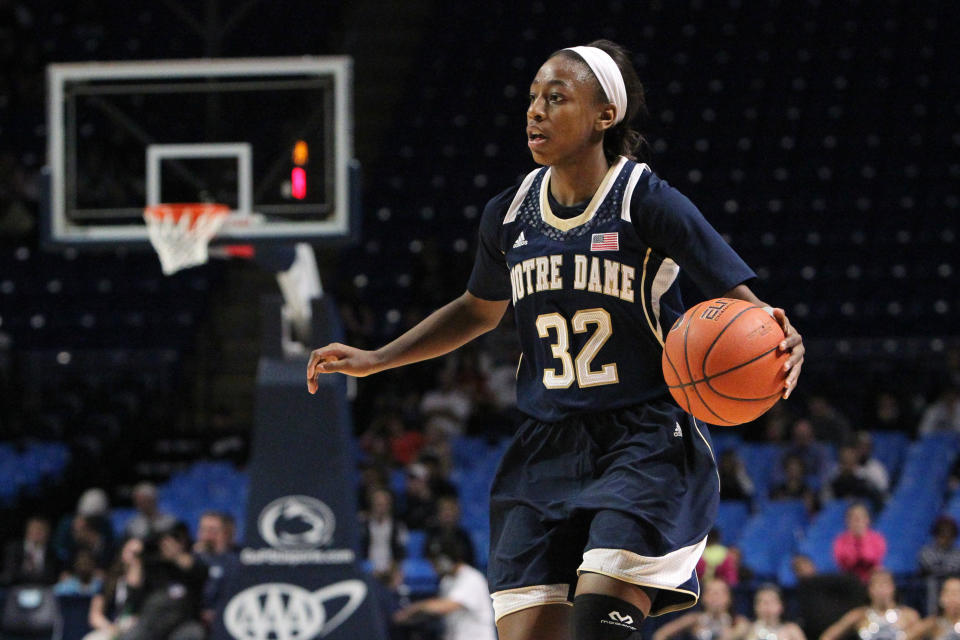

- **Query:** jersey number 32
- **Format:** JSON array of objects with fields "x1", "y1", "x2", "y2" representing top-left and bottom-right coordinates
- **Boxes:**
[{"x1": 535, "y1": 309, "x2": 619, "y2": 389}]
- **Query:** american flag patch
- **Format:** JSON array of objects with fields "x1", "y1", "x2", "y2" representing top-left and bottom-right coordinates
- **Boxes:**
[{"x1": 590, "y1": 232, "x2": 619, "y2": 251}]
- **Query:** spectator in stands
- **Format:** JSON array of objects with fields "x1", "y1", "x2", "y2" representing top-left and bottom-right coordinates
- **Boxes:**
[
  {"x1": 122, "y1": 523, "x2": 208, "y2": 640},
  {"x1": 824, "y1": 445, "x2": 885, "y2": 511},
  {"x1": 730, "y1": 584, "x2": 805, "y2": 640},
  {"x1": 124, "y1": 482, "x2": 176, "y2": 540},
  {"x1": 360, "y1": 487, "x2": 408, "y2": 579},
  {"x1": 919, "y1": 385, "x2": 960, "y2": 435},
  {"x1": 401, "y1": 462, "x2": 437, "y2": 529},
  {"x1": 652, "y1": 579, "x2": 749, "y2": 640},
  {"x1": 918, "y1": 516, "x2": 960, "y2": 577},
  {"x1": 84, "y1": 537, "x2": 144, "y2": 640},
  {"x1": 384, "y1": 413, "x2": 424, "y2": 466},
  {"x1": 718, "y1": 450, "x2": 754, "y2": 502},
  {"x1": 833, "y1": 503, "x2": 887, "y2": 583},
  {"x1": 53, "y1": 488, "x2": 113, "y2": 569},
  {"x1": 1, "y1": 515, "x2": 59, "y2": 585},
  {"x1": 820, "y1": 568, "x2": 919, "y2": 640},
  {"x1": 696, "y1": 529, "x2": 741, "y2": 586},
  {"x1": 54, "y1": 548, "x2": 102, "y2": 596},
  {"x1": 393, "y1": 534, "x2": 496, "y2": 640},
  {"x1": 420, "y1": 368, "x2": 474, "y2": 437},
  {"x1": 425, "y1": 495, "x2": 476, "y2": 567},
  {"x1": 808, "y1": 395, "x2": 852, "y2": 445},
  {"x1": 854, "y1": 431, "x2": 889, "y2": 495},
  {"x1": 71, "y1": 514, "x2": 114, "y2": 570},
  {"x1": 792, "y1": 554, "x2": 867, "y2": 640},
  {"x1": 781, "y1": 419, "x2": 831, "y2": 484},
  {"x1": 420, "y1": 451, "x2": 458, "y2": 498},
  {"x1": 193, "y1": 511, "x2": 238, "y2": 625},
  {"x1": 872, "y1": 392, "x2": 912, "y2": 434},
  {"x1": 771, "y1": 454, "x2": 820, "y2": 514},
  {"x1": 907, "y1": 576, "x2": 960, "y2": 640}
]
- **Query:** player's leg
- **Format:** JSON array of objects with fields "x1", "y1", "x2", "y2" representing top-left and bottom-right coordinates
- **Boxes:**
[
  {"x1": 572, "y1": 572, "x2": 655, "y2": 639},
  {"x1": 495, "y1": 602, "x2": 572, "y2": 640}
]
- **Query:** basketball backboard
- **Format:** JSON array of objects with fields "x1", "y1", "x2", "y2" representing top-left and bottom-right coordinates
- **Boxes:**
[{"x1": 45, "y1": 56, "x2": 357, "y2": 247}]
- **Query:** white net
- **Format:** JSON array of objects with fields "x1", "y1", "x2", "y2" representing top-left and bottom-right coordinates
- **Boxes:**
[{"x1": 144, "y1": 204, "x2": 229, "y2": 275}]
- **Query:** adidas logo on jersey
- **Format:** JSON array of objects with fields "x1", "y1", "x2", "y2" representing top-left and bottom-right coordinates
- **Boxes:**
[
  {"x1": 512, "y1": 231, "x2": 528, "y2": 248},
  {"x1": 673, "y1": 423, "x2": 683, "y2": 437}
]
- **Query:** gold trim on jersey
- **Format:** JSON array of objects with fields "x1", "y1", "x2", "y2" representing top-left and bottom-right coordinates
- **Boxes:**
[{"x1": 539, "y1": 156, "x2": 629, "y2": 232}]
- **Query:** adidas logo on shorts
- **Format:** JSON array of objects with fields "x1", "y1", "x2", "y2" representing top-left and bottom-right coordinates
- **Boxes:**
[
  {"x1": 674, "y1": 422, "x2": 683, "y2": 438},
  {"x1": 512, "y1": 231, "x2": 528, "y2": 248}
]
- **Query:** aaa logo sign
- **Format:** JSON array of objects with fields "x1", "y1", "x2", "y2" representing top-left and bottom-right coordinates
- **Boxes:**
[{"x1": 223, "y1": 580, "x2": 366, "y2": 640}]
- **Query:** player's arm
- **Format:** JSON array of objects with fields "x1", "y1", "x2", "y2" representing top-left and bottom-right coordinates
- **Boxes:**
[
  {"x1": 652, "y1": 612, "x2": 699, "y2": 640},
  {"x1": 785, "y1": 622, "x2": 807, "y2": 640},
  {"x1": 819, "y1": 607, "x2": 865, "y2": 640},
  {"x1": 307, "y1": 292, "x2": 508, "y2": 390},
  {"x1": 722, "y1": 282, "x2": 804, "y2": 399}
]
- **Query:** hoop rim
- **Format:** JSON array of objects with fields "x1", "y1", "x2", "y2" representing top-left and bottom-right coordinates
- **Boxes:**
[{"x1": 144, "y1": 202, "x2": 230, "y2": 220}]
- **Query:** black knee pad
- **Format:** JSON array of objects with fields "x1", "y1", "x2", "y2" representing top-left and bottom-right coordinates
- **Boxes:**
[{"x1": 572, "y1": 593, "x2": 645, "y2": 639}]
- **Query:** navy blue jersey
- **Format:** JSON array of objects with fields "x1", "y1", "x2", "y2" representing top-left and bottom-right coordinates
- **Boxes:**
[{"x1": 468, "y1": 157, "x2": 755, "y2": 422}]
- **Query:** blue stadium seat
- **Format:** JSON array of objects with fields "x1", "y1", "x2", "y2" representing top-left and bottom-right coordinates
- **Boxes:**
[
  {"x1": 402, "y1": 558, "x2": 439, "y2": 595},
  {"x1": 715, "y1": 500, "x2": 750, "y2": 545},
  {"x1": 738, "y1": 500, "x2": 807, "y2": 578},
  {"x1": 407, "y1": 530, "x2": 427, "y2": 559}
]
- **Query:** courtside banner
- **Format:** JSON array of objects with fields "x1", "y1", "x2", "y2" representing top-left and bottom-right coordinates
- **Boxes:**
[{"x1": 212, "y1": 298, "x2": 387, "y2": 640}]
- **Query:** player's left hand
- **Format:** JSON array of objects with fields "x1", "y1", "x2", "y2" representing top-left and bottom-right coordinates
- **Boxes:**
[{"x1": 771, "y1": 308, "x2": 803, "y2": 399}]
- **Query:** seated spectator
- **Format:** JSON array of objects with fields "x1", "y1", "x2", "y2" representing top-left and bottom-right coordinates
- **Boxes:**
[
  {"x1": 84, "y1": 537, "x2": 144, "y2": 640},
  {"x1": 220, "y1": 513, "x2": 239, "y2": 552},
  {"x1": 820, "y1": 569, "x2": 919, "y2": 640},
  {"x1": 193, "y1": 511, "x2": 238, "y2": 625},
  {"x1": 918, "y1": 516, "x2": 960, "y2": 577},
  {"x1": 906, "y1": 576, "x2": 960, "y2": 640},
  {"x1": 54, "y1": 548, "x2": 102, "y2": 596},
  {"x1": 360, "y1": 488, "x2": 408, "y2": 579},
  {"x1": 808, "y1": 395, "x2": 852, "y2": 446},
  {"x1": 70, "y1": 514, "x2": 114, "y2": 570},
  {"x1": 420, "y1": 368, "x2": 474, "y2": 437},
  {"x1": 771, "y1": 455, "x2": 821, "y2": 514},
  {"x1": 781, "y1": 419, "x2": 831, "y2": 484},
  {"x1": 420, "y1": 452, "x2": 458, "y2": 498},
  {"x1": 718, "y1": 450, "x2": 754, "y2": 502},
  {"x1": 124, "y1": 482, "x2": 176, "y2": 540},
  {"x1": 824, "y1": 445, "x2": 885, "y2": 511},
  {"x1": 854, "y1": 432, "x2": 889, "y2": 495},
  {"x1": 653, "y1": 579, "x2": 749, "y2": 640},
  {"x1": 696, "y1": 529, "x2": 742, "y2": 586},
  {"x1": 730, "y1": 584, "x2": 806, "y2": 640},
  {"x1": 425, "y1": 496, "x2": 476, "y2": 567},
  {"x1": 401, "y1": 462, "x2": 437, "y2": 529},
  {"x1": 393, "y1": 534, "x2": 496, "y2": 640},
  {"x1": 384, "y1": 413, "x2": 424, "y2": 467},
  {"x1": 872, "y1": 393, "x2": 912, "y2": 434},
  {"x1": 53, "y1": 488, "x2": 113, "y2": 569},
  {"x1": 919, "y1": 385, "x2": 960, "y2": 435},
  {"x1": 1, "y1": 516, "x2": 60, "y2": 585},
  {"x1": 792, "y1": 554, "x2": 867, "y2": 640},
  {"x1": 121, "y1": 524, "x2": 208, "y2": 640},
  {"x1": 833, "y1": 503, "x2": 886, "y2": 583}
]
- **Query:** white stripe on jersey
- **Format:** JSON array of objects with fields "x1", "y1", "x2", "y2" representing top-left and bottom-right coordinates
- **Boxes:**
[
  {"x1": 620, "y1": 162, "x2": 650, "y2": 222},
  {"x1": 650, "y1": 257, "x2": 680, "y2": 341},
  {"x1": 503, "y1": 169, "x2": 540, "y2": 225}
]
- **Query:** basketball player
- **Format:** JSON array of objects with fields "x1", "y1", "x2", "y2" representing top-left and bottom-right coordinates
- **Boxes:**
[{"x1": 308, "y1": 40, "x2": 805, "y2": 640}]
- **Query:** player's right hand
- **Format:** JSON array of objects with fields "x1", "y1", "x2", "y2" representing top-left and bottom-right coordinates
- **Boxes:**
[{"x1": 307, "y1": 343, "x2": 384, "y2": 393}]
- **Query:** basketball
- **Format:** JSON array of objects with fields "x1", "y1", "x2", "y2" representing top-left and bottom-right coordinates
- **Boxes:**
[{"x1": 662, "y1": 298, "x2": 789, "y2": 426}]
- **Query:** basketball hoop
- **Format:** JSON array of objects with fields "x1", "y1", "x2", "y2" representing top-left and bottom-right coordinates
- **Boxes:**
[{"x1": 144, "y1": 203, "x2": 229, "y2": 275}]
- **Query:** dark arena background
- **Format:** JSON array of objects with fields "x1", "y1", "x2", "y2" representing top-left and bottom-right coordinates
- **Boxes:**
[{"x1": 1, "y1": 1, "x2": 958, "y2": 639}]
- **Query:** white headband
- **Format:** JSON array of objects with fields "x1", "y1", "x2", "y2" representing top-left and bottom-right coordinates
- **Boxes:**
[{"x1": 564, "y1": 45, "x2": 628, "y2": 125}]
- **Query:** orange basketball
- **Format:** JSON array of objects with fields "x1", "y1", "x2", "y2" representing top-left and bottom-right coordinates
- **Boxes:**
[{"x1": 661, "y1": 298, "x2": 789, "y2": 426}]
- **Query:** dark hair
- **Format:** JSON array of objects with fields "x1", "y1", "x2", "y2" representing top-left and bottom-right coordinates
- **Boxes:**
[
  {"x1": 553, "y1": 39, "x2": 649, "y2": 163},
  {"x1": 426, "y1": 533, "x2": 469, "y2": 565},
  {"x1": 933, "y1": 516, "x2": 959, "y2": 538}
]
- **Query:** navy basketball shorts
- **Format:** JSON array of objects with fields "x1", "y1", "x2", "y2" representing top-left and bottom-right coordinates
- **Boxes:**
[{"x1": 487, "y1": 399, "x2": 719, "y2": 622}]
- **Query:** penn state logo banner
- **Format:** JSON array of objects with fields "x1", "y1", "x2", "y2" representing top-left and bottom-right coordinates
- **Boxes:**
[{"x1": 212, "y1": 298, "x2": 387, "y2": 640}]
